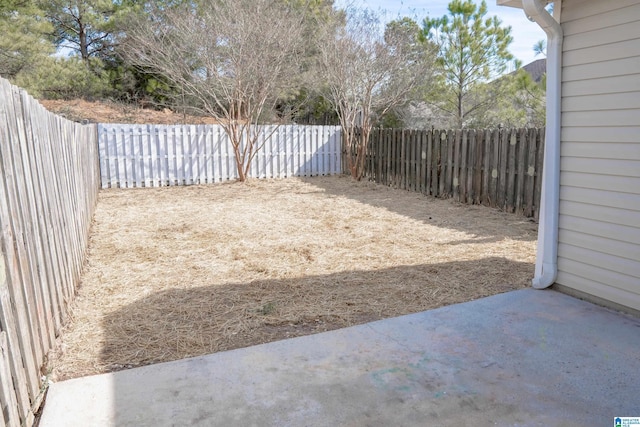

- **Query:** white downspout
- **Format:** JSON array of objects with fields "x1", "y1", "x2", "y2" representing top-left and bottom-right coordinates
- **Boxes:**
[{"x1": 522, "y1": 0, "x2": 563, "y2": 289}]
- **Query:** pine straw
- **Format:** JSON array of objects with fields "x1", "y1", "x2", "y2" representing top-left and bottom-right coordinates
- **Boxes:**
[{"x1": 47, "y1": 176, "x2": 537, "y2": 381}]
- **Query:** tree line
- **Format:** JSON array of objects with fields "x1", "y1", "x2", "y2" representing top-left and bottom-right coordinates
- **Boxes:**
[{"x1": 1, "y1": 0, "x2": 546, "y2": 180}]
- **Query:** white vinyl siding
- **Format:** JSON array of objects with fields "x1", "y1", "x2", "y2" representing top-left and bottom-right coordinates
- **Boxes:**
[{"x1": 558, "y1": 0, "x2": 640, "y2": 311}]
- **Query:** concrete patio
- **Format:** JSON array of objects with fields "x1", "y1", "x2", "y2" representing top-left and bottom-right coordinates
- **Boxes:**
[{"x1": 40, "y1": 288, "x2": 640, "y2": 426}]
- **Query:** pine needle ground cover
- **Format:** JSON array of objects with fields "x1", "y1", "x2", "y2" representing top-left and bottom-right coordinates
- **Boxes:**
[{"x1": 48, "y1": 176, "x2": 536, "y2": 380}]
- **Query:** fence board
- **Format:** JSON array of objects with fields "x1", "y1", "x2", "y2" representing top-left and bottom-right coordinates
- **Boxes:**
[
  {"x1": 362, "y1": 127, "x2": 544, "y2": 218},
  {"x1": 419, "y1": 130, "x2": 424, "y2": 192},
  {"x1": 431, "y1": 132, "x2": 439, "y2": 196},
  {"x1": 525, "y1": 128, "x2": 537, "y2": 217},
  {"x1": 24, "y1": 108, "x2": 62, "y2": 334},
  {"x1": 481, "y1": 130, "x2": 491, "y2": 205},
  {"x1": 437, "y1": 132, "x2": 445, "y2": 197},
  {"x1": 516, "y1": 128, "x2": 527, "y2": 213},
  {"x1": 20, "y1": 93, "x2": 57, "y2": 349},
  {"x1": 506, "y1": 131, "x2": 518, "y2": 212},
  {"x1": 100, "y1": 124, "x2": 341, "y2": 188},
  {"x1": 452, "y1": 130, "x2": 460, "y2": 200},
  {"x1": 0, "y1": 331, "x2": 19, "y2": 427},
  {"x1": 0, "y1": 77, "x2": 99, "y2": 427},
  {"x1": 473, "y1": 131, "x2": 484, "y2": 204},
  {"x1": 425, "y1": 131, "x2": 432, "y2": 195},
  {"x1": 445, "y1": 130, "x2": 453, "y2": 197},
  {"x1": 459, "y1": 131, "x2": 468, "y2": 203},
  {"x1": 2, "y1": 86, "x2": 42, "y2": 402},
  {"x1": 467, "y1": 130, "x2": 476, "y2": 205},
  {"x1": 535, "y1": 129, "x2": 545, "y2": 221}
]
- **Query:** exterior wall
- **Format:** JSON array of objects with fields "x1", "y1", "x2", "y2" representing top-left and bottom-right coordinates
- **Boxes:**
[{"x1": 558, "y1": 0, "x2": 640, "y2": 311}]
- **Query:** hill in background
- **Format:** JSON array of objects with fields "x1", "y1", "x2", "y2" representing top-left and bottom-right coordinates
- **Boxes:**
[{"x1": 40, "y1": 99, "x2": 220, "y2": 124}]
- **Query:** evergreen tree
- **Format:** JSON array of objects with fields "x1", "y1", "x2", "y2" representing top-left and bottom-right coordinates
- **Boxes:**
[
  {"x1": 0, "y1": 0, "x2": 53, "y2": 78},
  {"x1": 422, "y1": 0, "x2": 513, "y2": 128}
]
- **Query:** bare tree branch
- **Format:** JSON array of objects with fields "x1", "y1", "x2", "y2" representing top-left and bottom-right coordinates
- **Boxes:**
[
  {"x1": 317, "y1": 9, "x2": 436, "y2": 180},
  {"x1": 122, "y1": 0, "x2": 309, "y2": 181}
]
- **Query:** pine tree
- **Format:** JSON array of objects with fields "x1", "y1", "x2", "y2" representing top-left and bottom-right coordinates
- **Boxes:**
[{"x1": 422, "y1": 0, "x2": 513, "y2": 128}]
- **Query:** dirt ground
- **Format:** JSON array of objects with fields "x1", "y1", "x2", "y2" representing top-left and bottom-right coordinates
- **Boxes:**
[{"x1": 47, "y1": 176, "x2": 537, "y2": 381}]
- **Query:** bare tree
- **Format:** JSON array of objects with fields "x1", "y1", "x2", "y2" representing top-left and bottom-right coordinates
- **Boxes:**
[
  {"x1": 122, "y1": 0, "x2": 309, "y2": 181},
  {"x1": 317, "y1": 10, "x2": 436, "y2": 180}
]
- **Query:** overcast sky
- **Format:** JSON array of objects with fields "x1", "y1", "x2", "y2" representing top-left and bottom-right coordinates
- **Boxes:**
[{"x1": 334, "y1": 0, "x2": 546, "y2": 67}]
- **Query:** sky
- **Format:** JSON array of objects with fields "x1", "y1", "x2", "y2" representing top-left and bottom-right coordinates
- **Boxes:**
[{"x1": 334, "y1": 0, "x2": 547, "y2": 67}]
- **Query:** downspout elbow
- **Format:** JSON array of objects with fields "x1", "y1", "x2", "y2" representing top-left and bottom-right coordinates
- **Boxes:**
[{"x1": 532, "y1": 263, "x2": 557, "y2": 289}]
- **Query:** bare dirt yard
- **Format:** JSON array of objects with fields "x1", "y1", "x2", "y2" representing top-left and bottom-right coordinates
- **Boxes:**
[{"x1": 47, "y1": 176, "x2": 537, "y2": 381}]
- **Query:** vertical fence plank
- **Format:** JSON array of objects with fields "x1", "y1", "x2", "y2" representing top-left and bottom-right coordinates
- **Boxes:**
[
  {"x1": 459, "y1": 130, "x2": 468, "y2": 203},
  {"x1": 406, "y1": 130, "x2": 412, "y2": 191},
  {"x1": 473, "y1": 130, "x2": 484, "y2": 204},
  {"x1": 443, "y1": 130, "x2": 453, "y2": 197},
  {"x1": 16, "y1": 92, "x2": 54, "y2": 354},
  {"x1": 425, "y1": 130, "x2": 432, "y2": 195},
  {"x1": 0, "y1": 331, "x2": 20, "y2": 427},
  {"x1": 431, "y1": 131, "x2": 439, "y2": 196},
  {"x1": 506, "y1": 130, "x2": 517, "y2": 212},
  {"x1": 452, "y1": 130, "x2": 461, "y2": 201},
  {"x1": 489, "y1": 129, "x2": 499, "y2": 208},
  {"x1": 481, "y1": 130, "x2": 491, "y2": 205},
  {"x1": 20, "y1": 93, "x2": 58, "y2": 349},
  {"x1": 516, "y1": 128, "x2": 527, "y2": 213},
  {"x1": 417, "y1": 130, "x2": 424, "y2": 193},
  {"x1": 399, "y1": 130, "x2": 405, "y2": 189},
  {"x1": 3, "y1": 87, "x2": 43, "y2": 401},
  {"x1": 438, "y1": 131, "x2": 446, "y2": 197},
  {"x1": 0, "y1": 77, "x2": 100, "y2": 427},
  {"x1": 524, "y1": 128, "x2": 537, "y2": 217},
  {"x1": 466, "y1": 130, "x2": 476, "y2": 205},
  {"x1": 497, "y1": 129, "x2": 508, "y2": 210},
  {"x1": 535, "y1": 128, "x2": 545, "y2": 220}
]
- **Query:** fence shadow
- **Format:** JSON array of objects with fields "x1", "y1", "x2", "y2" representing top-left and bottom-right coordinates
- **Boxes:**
[{"x1": 297, "y1": 175, "x2": 538, "y2": 243}]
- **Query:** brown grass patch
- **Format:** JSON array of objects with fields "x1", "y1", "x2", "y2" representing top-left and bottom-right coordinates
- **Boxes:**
[
  {"x1": 47, "y1": 176, "x2": 537, "y2": 380},
  {"x1": 39, "y1": 99, "x2": 220, "y2": 124}
]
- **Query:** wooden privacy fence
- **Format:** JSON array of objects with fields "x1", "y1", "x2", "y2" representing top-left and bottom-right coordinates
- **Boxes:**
[
  {"x1": 358, "y1": 127, "x2": 545, "y2": 218},
  {"x1": 0, "y1": 78, "x2": 100, "y2": 427},
  {"x1": 98, "y1": 124, "x2": 342, "y2": 188}
]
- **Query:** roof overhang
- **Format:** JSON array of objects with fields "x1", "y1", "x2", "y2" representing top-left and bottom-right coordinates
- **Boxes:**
[
  {"x1": 497, "y1": 0, "x2": 525, "y2": 8},
  {"x1": 497, "y1": 0, "x2": 553, "y2": 9}
]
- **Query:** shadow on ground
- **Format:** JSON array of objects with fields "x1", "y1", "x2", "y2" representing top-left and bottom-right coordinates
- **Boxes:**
[
  {"x1": 298, "y1": 176, "x2": 538, "y2": 242},
  {"x1": 100, "y1": 257, "x2": 533, "y2": 374},
  {"x1": 41, "y1": 288, "x2": 640, "y2": 427}
]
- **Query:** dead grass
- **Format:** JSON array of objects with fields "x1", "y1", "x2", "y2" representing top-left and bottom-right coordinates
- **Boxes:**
[
  {"x1": 39, "y1": 99, "x2": 220, "y2": 124},
  {"x1": 47, "y1": 176, "x2": 537, "y2": 381}
]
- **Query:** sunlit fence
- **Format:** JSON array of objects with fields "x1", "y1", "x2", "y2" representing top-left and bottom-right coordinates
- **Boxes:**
[
  {"x1": 0, "y1": 77, "x2": 100, "y2": 427},
  {"x1": 98, "y1": 124, "x2": 342, "y2": 188}
]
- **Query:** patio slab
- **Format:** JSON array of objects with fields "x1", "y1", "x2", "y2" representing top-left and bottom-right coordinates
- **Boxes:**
[{"x1": 40, "y1": 288, "x2": 640, "y2": 426}]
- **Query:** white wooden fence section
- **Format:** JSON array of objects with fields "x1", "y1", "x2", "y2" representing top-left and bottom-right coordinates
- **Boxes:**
[{"x1": 98, "y1": 124, "x2": 342, "y2": 188}]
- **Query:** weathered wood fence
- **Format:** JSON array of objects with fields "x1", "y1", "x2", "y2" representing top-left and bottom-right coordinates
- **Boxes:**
[
  {"x1": 0, "y1": 78, "x2": 100, "y2": 427},
  {"x1": 356, "y1": 127, "x2": 545, "y2": 218},
  {"x1": 98, "y1": 124, "x2": 342, "y2": 188}
]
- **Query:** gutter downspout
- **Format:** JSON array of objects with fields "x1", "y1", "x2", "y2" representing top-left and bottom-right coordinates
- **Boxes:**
[{"x1": 522, "y1": 0, "x2": 563, "y2": 289}]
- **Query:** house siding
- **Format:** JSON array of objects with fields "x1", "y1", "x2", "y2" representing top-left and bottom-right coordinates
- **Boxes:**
[{"x1": 558, "y1": 0, "x2": 640, "y2": 311}]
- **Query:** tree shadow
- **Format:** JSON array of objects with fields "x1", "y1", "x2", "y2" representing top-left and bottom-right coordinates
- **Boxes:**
[
  {"x1": 297, "y1": 175, "x2": 537, "y2": 242},
  {"x1": 100, "y1": 257, "x2": 533, "y2": 374}
]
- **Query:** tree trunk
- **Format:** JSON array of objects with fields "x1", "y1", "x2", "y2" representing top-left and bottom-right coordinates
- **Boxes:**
[
  {"x1": 356, "y1": 126, "x2": 371, "y2": 180},
  {"x1": 457, "y1": 91, "x2": 463, "y2": 129}
]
